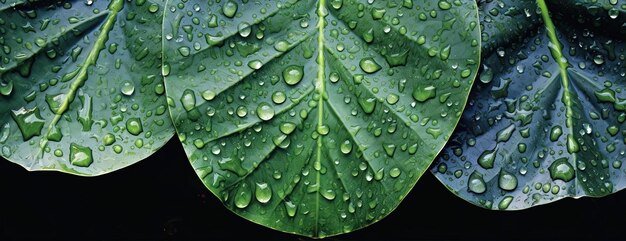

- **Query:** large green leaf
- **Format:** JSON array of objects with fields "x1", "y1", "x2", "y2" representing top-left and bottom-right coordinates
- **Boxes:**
[
  {"x1": 433, "y1": 0, "x2": 626, "y2": 210},
  {"x1": 163, "y1": 0, "x2": 480, "y2": 237},
  {"x1": 0, "y1": 0, "x2": 173, "y2": 176}
]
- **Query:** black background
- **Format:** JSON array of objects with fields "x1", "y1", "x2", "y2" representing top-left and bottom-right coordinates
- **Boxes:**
[{"x1": 1, "y1": 139, "x2": 625, "y2": 241}]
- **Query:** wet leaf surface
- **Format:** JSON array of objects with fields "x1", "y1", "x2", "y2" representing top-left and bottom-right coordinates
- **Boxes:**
[
  {"x1": 163, "y1": 0, "x2": 480, "y2": 237},
  {"x1": 0, "y1": 0, "x2": 173, "y2": 176},
  {"x1": 433, "y1": 0, "x2": 626, "y2": 210}
]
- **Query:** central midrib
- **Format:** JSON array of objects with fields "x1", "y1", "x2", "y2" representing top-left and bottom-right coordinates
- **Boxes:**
[
  {"x1": 38, "y1": 0, "x2": 124, "y2": 157},
  {"x1": 314, "y1": 0, "x2": 326, "y2": 237},
  {"x1": 536, "y1": 0, "x2": 579, "y2": 192}
]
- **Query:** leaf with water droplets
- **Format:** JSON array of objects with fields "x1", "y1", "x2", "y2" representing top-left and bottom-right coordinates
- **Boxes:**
[
  {"x1": 0, "y1": 0, "x2": 173, "y2": 176},
  {"x1": 163, "y1": 0, "x2": 480, "y2": 237},
  {"x1": 433, "y1": 0, "x2": 626, "y2": 210}
]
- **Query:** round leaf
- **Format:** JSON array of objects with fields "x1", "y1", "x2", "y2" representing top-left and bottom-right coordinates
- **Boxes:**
[
  {"x1": 433, "y1": 0, "x2": 626, "y2": 210},
  {"x1": 164, "y1": 0, "x2": 480, "y2": 237},
  {"x1": 0, "y1": 0, "x2": 173, "y2": 176}
]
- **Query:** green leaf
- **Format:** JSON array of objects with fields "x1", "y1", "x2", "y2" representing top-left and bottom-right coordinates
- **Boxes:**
[
  {"x1": 0, "y1": 0, "x2": 173, "y2": 176},
  {"x1": 433, "y1": 0, "x2": 626, "y2": 210},
  {"x1": 164, "y1": 0, "x2": 480, "y2": 237}
]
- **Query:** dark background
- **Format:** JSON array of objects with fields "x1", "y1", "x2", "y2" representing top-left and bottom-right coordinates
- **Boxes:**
[{"x1": 1, "y1": 139, "x2": 625, "y2": 241}]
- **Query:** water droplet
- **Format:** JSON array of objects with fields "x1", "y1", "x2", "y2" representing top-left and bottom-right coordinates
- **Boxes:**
[
  {"x1": 359, "y1": 58, "x2": 381, "y2": 74},
  {"x1": 256, "y1": 102, "x2": 275, "y2": 121},
  {"x1": 121, "y1": 81, "x2": 135, "y2": 96},
  {"x1": 321, "y1": 189, "x2": 336, "y2": 200},
  {"x1": 247, "y1": 60, "x2": 262, "y2": 70},
  {"x1": 279, "y1": 122, "x2": 296, "y2": 135},
  {"x1": 285, "y1": 200, "x2": 297, "y2": 217},
  {"x1": 340, "y1": 140, "x2": 353, "y2": 154},
  {"x1": 498, "y1": 170, "x2": 518, "y2": 191},
  {"x1": 383, "y1": 143, "x2": 396, "y2": 157},
  {"x1": 550, "y1": 126, "x2": 563, "y2": 142},
  {"x1": 70, "y1": 143, "x2": 93, "y2": 167},
  {"x1": 126, "y1": 118, "x2": 143, "y2": 136},
  {"x1": 255, "y1": 182, "x2": 272, "y2": 203},
  {"x1": 468, "y1": 171, "x2": 486, "y2": 194},
  {"x1": 274, "y1": 40, "x2": 290, "y2": 52},
  {"x1": 317, "y1": 125, "x2": 330, "y2": 135},
  {"x1": 566, "y1": 134, "x2": 579, "y2": 154},
  {"x1": 283, "y1": 65, "x2": 304, "y2": 85},
  {"x1": 10, "y1": 107, "x2": 45, "y2": 141},
  {"x1": 479, "y1": 65, "x2": 493, "y2": 83},
  {"x1": 389, "y1": 167, "x2": 401, "y2": 178},
  {"x1": 235, "y1": 183, "x2": 252, "y2": 209},
  {"x1": 222, "y1": 1, "x2": 238, "y2": 18},
  {"x1": 498, "y1": 196, "x2": 513, "y2": 210},
  {"x1": 549, "y1": 158, "x2": 575, "y2": 182},
  {"x1": 272, "y1": 91, "x2": 286, "y2": 104},
  {"x1": 103, "y1": 133, "x2": 116, "y2": 146},
  {"x1": 438, "y1": 1, "x2": 451, "y2": 10},
  {"x1": 358, "y1": 97, "x2": 377, "y2": 114},
  {"x1": 477, "y1": 148, "x2": 496, "y2": 169},
  {"x1": 496, "y1": 124, "x2": 515, "y2": 142},
  {"x1": 181, "y1": 89, "x2": 196, "y2": 111},
  {"x1": 412, "y1": 86, "x2": 436, "y2": 102}
]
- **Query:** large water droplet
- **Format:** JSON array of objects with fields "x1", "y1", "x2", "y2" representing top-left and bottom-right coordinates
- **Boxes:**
[
  {"x1": 222, "y1": 1, "x2": 238, "y2": 18},
  {"x1": 340, "y1": 140, "x2": 353, "y2": 154},
  {"x1": 477, "y1": 148, "x2": 496, "y2": 169},
  {"x1": 255, "y1": 182, "x2": 272, "y2": 203},
  {"x1": 121, "y1": 81, "x2": 135, "y2": 96},
  {"x1": 256, "y1": 102, "x2": 275, "y2": 121},
  {"x1": 126, "y1": 118, "x2": 143, "y2": 136},
  {"x1": 468, "y1": 171, "x2": 486, "y2": 194},
  {"x1": 359, "y1": 58, "x2": 381, "y2": 74},
  {"x1": 181, "y1": 89, "x2": 196, "y2": 111},
  {"x1": 550, "y1": 126, "x2": 563, "y2": 142},
  {"x1": 549, "y1": 158, "x2": 575, "y2": 182},
  {"x1": 498, "y1": 170, "x2": 518, "y2": 191},
  {"x1": 283, "y1": 65, "x2": 304, "y2": 85},
  {"x1": 234, "y1": 183, "x2": 252, "y2": 209},
  {"x1": 412, "y1": 86, "x2": 436, "y2": 102},
  {"x1": 70, "y1": 143, "x2": 93, "y2": 167},
  {"x1": 10, "y1": 107, "x2": 45, "y2": 141}
]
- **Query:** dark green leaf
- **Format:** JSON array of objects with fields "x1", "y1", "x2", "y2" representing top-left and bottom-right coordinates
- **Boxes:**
[
  {"x1": 433, "y1": 0, "x2": 626, "y2": 210},
  {"x1": 0, "y1": 0, "x2": 173, "y2": 176},
  {"x1": 163, "y1": 0, "x2": 480, "y2": 237}
]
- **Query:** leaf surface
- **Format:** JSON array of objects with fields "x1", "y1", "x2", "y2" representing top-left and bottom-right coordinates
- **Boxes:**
[
  {"x1": 433, "y1": 0, "x2": 626, "y2": 210},
  {"x1": 163, "y1": 0, "x2": 480, "y2": 237},
  {"x1": 0, "y1": 0, "x2": 173, "y2": 176}
]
